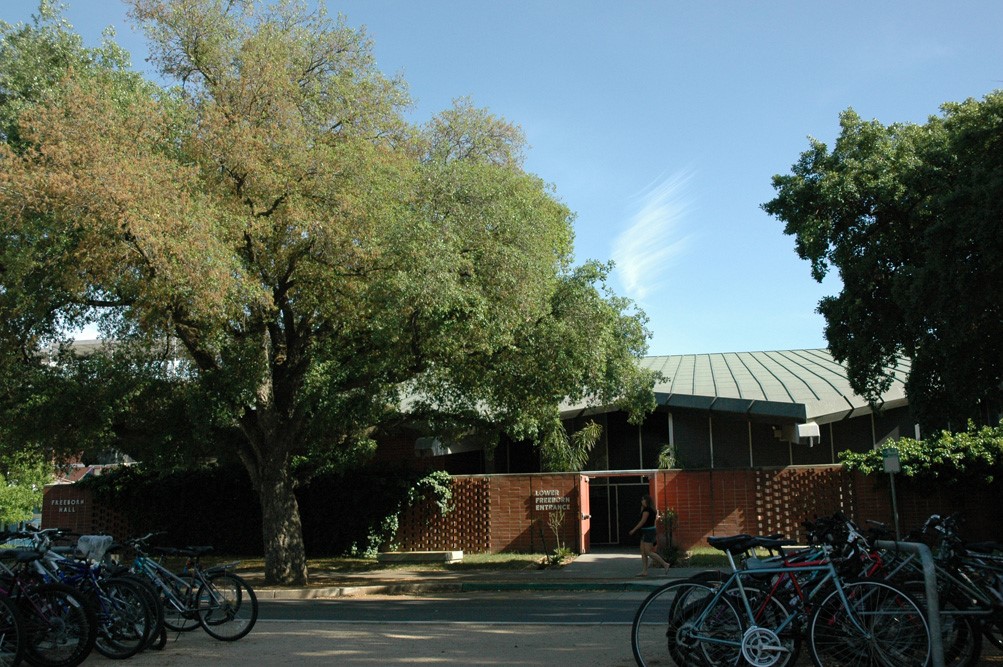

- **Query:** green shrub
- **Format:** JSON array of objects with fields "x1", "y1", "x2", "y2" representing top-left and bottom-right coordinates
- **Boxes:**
[{"x1": 840, "y1": 420, "x2": 1003, "y2": 485}]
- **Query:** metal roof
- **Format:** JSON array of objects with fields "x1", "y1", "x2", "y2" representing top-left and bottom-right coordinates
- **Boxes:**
[{"x1": 564, "y1": 349, "x2": 911, "y2": 424}]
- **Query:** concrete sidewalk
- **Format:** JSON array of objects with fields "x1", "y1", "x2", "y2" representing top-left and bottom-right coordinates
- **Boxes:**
[{"x1": 251, "y1": 549, "x2": 714, "y2": 599}]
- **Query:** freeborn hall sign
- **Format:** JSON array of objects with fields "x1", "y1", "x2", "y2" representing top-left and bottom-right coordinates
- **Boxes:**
[{"x1": 49, "y1": 497, "x2": 85, "y2": 513}]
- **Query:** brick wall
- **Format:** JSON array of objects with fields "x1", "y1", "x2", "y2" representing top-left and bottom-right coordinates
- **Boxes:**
[
  {"x1": 45, "y1": 467, "x2": 1003, "y2": 555},
  {"x1": 488, "y1": 474, "x2": 580, "y2": 552},
  {"x1": 395, "y1": 468, "x2": 1003, "y2": 554},
  {"x1": 389, "y1": 473, "x2": 582, "y2": 554},
  {"x1": 651, "y1": 466, "x2": 858, "y2": 548},
  {"x1": 395, "y1": 477, "x2": 490, "y2": 552}
]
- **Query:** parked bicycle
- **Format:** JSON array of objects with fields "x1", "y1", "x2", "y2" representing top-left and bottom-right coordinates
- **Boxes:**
[
  {"x1": 0, "y1": 532, "x2": 97, "y2": 667},
  {"x1": 20, "y1": 530, "x2": 159, "y2": 661},
  {"x1": 126, "y1": 533, "x2": 257, "y2": 642},
  {"x1": 631, "y1": 531, "x2": 931, "y2": 666}
]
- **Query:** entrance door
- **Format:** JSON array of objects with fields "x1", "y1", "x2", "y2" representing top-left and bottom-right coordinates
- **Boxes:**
[
  {"x1": 588, "y1": 481, "x2": 613, "y2": 545},
  {"x1": 578, "y1": 475, "x2": 591, "y2": 553}
]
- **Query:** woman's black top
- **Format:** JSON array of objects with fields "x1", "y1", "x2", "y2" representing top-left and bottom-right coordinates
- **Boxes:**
[{"x1": 641, "y1": 507, "x2": 656, "y2": 528}]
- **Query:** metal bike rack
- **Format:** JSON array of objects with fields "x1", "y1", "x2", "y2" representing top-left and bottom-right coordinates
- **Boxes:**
[{"x1": 875, "y1": 540, "x2": 944, "y2": 667}]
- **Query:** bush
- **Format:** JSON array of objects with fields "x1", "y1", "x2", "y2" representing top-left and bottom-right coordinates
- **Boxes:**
[{"x1": 840, "y1": 420, "x2": 1003, "y2": 486}]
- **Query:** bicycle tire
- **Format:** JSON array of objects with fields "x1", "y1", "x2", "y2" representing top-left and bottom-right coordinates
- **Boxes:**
[
  {"x1": 92, "y1": 578, "x2": 153, "y2": 660},
  {"x1": 632, "y1": 580, "x2": 741, "y2": 666},
  {"x1": 114, "y1": 573, "x2": 165, "y2": 650},
  {"x1": 196, "y1": 572, "x2": 258, "y2": 641},
  {"x1": 808, "y1": 579, "x2": 930, "y2": 667},
  {"x1": 983, "y1": 610, "x2": 1003, "y2": 650},
  {"x1": 0, "y1": 595, "x2": 24, "y2": 667},
  {"x1": 18, "y1": 582, "x2": 97, "y2": 667}
]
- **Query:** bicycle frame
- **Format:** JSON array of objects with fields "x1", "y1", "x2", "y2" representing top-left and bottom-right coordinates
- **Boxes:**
[
  {"x1": 131, "y1": 554, "x2": 199, "y2": 618},
  {"x1": 688, "y1": 549, "x2": 875, "y2": 655}
]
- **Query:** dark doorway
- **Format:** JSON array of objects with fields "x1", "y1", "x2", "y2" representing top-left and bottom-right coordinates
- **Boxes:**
[
  {"x1": 587, "y1": 476, "x2": 649, "y2": 546},
  {"x1": 616, "y1": 484, "x2": 648, "y2": 544}
]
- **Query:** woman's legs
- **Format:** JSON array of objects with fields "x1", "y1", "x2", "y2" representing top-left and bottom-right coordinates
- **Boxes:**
[{"x1": 641, "y1": 540, "x2": 670, "y2": 572}]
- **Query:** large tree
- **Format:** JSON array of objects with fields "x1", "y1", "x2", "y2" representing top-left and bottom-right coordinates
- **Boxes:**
[
  {"x1": 763, "y1": 91, "x2": 1003, "y2": 429},
  {"x1": 0, "y1": 1, "x2": 656, "y2": 584}
]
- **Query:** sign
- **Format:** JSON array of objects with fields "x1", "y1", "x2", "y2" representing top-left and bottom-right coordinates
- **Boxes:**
[
  {"x1": 533, "y1": 489, "x2": 571, "y2": 512},
  {"x1": 882, "y1": 447, "x2": 901, "y2": 474},
  {"x1": 49, "y1": 498, "x2": 85, "y2": 513}
]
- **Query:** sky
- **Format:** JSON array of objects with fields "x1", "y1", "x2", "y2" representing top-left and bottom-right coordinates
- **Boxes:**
[{"x1": 4, "y1": 1, "x2": 1002, "y2": 356}]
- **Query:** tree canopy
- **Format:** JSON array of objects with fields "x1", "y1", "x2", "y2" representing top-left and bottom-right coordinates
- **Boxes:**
[
  {"x1": 763, "y1": 91, "x2": 1003, "y2": 429},
  {"x1": 0, "y1": 450, "x2": 51, "y2": 525},
  {"x1": 0, "y1": 1, "x2": 656, "y2": 584}
]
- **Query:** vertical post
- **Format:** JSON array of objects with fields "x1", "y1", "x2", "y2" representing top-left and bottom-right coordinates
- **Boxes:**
[
  {"x1": 708, "y1": 415, "x2": 714, "y2": 469},
  {"x1": 889, "y1": 472, "x2": 901, "y2": 540},
  {"x1": 875, "y1": 540, "x2": 943, "y2": 667},
  {"x1": 882, "y1": 447, "x2": 901, "y2": 540},
  {"x1": 748, "y1": 421, "x2": 753, "y2": 468}
]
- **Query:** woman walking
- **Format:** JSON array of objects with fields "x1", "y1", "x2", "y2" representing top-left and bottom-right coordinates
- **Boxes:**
[{"x1": 628, "y1": 495, "x2": 671, "y2": 576}]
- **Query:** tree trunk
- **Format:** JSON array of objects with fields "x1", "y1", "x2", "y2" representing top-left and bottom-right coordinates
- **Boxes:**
[{"x1": 258, "y1": 466, "x2": 309, "y2": 585}]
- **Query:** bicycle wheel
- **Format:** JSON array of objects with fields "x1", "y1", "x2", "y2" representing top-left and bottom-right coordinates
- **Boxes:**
[
  {"x1": 195, "y1": 573, "x2": 258, "y2": 641},
  {"x1": 158, "y1": 574, "x2": 200, "y2": 633},
  {"x1": 18, "y1": 582, "x2": 97, "y2": 667},
  {"x1": 114, "y1": 573, "x2": 165, "y2": 650},
  {"x1": 0, "y1": 596, "x2": 24, "y2": 667},
  {"x1": 808, "y1": 579, "x2": 930, "y2": 667},
  {"x1": 632, "y1": 580, "x2": 742, "y2": 666},
  {"x1": 983, "y1": 610, "x2": 1003, "y2": 650},
  {"x1": 92, "y1": 578, "x2": 153, "y2": 660}
]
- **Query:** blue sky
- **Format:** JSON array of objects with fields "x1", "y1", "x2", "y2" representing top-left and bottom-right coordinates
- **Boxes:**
[{"x1": 4, "y1": 1, "x2": 1002, "y2": 355}]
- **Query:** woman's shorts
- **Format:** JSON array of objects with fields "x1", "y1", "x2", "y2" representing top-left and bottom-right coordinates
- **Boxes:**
[{"x1": 640, "y1": 527, "x2": 657, "y2": 544}]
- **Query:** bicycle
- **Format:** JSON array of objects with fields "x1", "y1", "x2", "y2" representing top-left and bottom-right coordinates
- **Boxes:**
[
  {"x1": 0, "y1": 545, "x2": 96, "y2": 667},
  {"x1": 126, "y1": 533, "x2": 257, "y2": 642},
  {"x1": 862, "y1": 515, "x2": 988, "y2": 667},
  {"x1": 631, "y1": 532, "x2": 931, "y2": 667},
  {"x1": 24, "y1": 531, "x2": 158, "y2": 661}
]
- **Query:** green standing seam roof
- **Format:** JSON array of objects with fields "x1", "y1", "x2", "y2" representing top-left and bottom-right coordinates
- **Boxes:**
[{"x1": 561, "y1": 349, "x2": 911, "y2": 425}]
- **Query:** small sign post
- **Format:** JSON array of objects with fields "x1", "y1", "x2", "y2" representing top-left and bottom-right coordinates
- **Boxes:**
[{"x1": 882, "y1": 447, "x2": 901, "y2": 540}]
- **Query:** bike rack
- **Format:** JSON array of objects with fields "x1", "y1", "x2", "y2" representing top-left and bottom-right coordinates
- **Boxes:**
[{"x1": 875, "y1": 540, "x2": 944, "y2": 667}]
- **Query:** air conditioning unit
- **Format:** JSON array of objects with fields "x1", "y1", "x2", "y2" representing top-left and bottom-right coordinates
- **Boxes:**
[{"x1": 779, "y1": 422, "x2": 820, "y2": 446}]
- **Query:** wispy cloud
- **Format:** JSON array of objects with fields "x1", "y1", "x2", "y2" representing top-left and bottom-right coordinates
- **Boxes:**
[{"x1": 611, "y1": 171, "x2": 693, "y2": 301}]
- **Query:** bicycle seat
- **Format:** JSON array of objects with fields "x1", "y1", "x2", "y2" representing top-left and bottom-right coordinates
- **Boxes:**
[
  {"x1": 177, "y1": 546, "x2": 214, "y2": 558},
  {"x1": 751, "y1": 536, "x2": 797, "y2": 551},
  {"x1": 707, "y1": 534, "x2": 755, "y2": 555}
]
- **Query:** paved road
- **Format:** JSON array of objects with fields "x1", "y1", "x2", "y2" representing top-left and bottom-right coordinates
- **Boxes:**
[
  {"x1": 83, "y1": 621, "x2": 638, "y2": 666},
  {"x1": 80, "y1": 589, "x2": 1003, "y2": 666},
  {"x1": 259, "y1": 591, "x2": 644, "y2": 624},
  {"x1": 83, "y1": 592, "x2": 643, "y2": 666}
]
